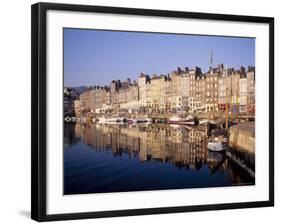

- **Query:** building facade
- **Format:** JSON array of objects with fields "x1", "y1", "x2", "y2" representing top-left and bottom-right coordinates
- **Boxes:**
[{"x1": 70, "y1": 65, "x2": 255, "y2": 116}]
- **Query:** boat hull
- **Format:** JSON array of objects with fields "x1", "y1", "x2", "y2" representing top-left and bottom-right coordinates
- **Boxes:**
[
  {"x1": 207, "y1": 142, "x2": 226, "y2": 152},
  {"x1": 168, "y1": 120, "x2": 194, "y2": 125}
]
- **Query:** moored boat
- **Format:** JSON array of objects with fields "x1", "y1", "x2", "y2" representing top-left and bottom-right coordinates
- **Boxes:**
[
  {"x1": 64, "y1": 116, "x2": 71, "y2": 122},
  {"x1": 168, "y1": 115, "x2": 197, "y2": 125},
  {"x1": 92, "y1": 117, "x2": 99, "y2": 123},
  {"x1": 207, "y1": 136, "x2": 228, "y2": 152},
  {"x1": 127, "y1": 117, "x2": 152, "y2": 124}
]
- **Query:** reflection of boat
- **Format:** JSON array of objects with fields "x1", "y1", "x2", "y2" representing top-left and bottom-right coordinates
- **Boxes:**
[
  {"x1": 207, "y1": 136, "x2": 227, "y2": 152},
  {"x1": 207, "y1": 150, "x2": 226, "y2": 173},
  {"x1": 128, "y1": 118, "x2": 152, "y2": 124},
  {"x1": 208, "y1": 151, "x2": 225, "y2": 163}
]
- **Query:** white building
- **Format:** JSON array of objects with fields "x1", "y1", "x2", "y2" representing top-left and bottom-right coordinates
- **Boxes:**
[{"x1": 239, "y1": 78, "x2": 247, "y2": 112}]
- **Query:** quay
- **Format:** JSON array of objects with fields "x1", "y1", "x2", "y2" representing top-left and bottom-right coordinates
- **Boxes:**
[
  {"x1": 227, "y1": 122, "x2": 255, "y2": 177},
  {"x1": 228, "y1": 122, "x2": 255, "y2": 154}
]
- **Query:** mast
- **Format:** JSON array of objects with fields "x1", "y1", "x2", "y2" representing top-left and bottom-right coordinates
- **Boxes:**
[
  {"x1": 235, "y1": 72, "x2": 239, "y2": 121},
  {"x1": 210, "y1": 51, "x2": 213, "y2": 68},
  {"x1": 225, "y1": 65, "x2": 229, "y2": 130},
  {"x1": 230, "y1": 68, "x2": 233, "y2": 122}
]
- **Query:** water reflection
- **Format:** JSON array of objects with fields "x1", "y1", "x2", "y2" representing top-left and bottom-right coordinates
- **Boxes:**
[{"x1": 64, "y1": 123, "x2": 254, "y2": 194}]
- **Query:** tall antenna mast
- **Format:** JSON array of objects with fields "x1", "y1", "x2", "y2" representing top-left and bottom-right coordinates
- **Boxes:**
[{"x1": 210, "y1": 51, "x2": 213, "y2": 68}]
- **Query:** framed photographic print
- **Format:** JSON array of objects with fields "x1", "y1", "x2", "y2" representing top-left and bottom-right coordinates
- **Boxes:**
[{"x1": 31, "y1": 2, "x2": 274, "y2": 222}]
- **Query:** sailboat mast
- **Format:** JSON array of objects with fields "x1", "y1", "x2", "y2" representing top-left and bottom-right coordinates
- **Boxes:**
[{"x1": 225, "y1": 65, "x2": 229, "y2": 130}]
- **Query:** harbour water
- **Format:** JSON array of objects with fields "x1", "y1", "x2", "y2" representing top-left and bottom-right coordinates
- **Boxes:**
[{"x1": 64, "y1": 123, "x2": 254, "y2": 195}]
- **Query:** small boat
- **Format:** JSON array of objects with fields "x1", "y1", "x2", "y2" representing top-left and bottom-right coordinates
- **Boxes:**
[
  {"x1": 207, "y1": 142, "x2": 225, "y2": 152},
  {"x1": 97, "y1": 117, "x2": 118, "y2": 123},
  {"x1": 127, "y1": 118, "x2": 137, "y2": 124},
  {"x1": 168, "y1": 115, "x2": 197, "y2": 125},
  {"x1": 97, "y1": 117, "x2": 107, "y2": 123},
  {"x1": 116, "y1": 117, "x2": 127, "y2": 123},
  {"x1": 207, "y1": 136, "x2": 228, "y2": 152},
  {"x1": 168, "y1": 116, "x2": 182, "y2": 123},
  {"x1": 64, "y1": 116, "x2": 71, "y2": 122},
  {"x1": 92, "y1": 117, "x2": 99, "y2": 123},
  {"x1": 144, "y1": 118, "x2": 152, "y2": 123},
  {"x1": 128, "y1": 117, "x2": 152, "y2": 124},
  {"x1": 199, "y1": 119, "x2": 209, "y2": 125},
  {"x1": 106, "y1": 118, "x2": 119, "y2": 122},
  {"x1": 138, "y1": 118, "x2": 152, "y2": 123},
  {"x1": 168, "y1": 115, "x2": 200, "y2": 126}
]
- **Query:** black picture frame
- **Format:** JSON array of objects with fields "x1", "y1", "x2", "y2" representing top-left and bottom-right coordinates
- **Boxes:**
[{"x1": 31, "y1": 2, "x2": 274, "y2": 222}]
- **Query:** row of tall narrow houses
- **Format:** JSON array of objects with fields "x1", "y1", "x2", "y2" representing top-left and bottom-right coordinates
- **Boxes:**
[{"x1": 71, "y1": 64, "x2": 255, "y2": 115}]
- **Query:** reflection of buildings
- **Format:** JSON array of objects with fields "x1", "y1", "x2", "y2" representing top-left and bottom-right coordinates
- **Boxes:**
[
  {"x1": 64, "y1": 123, "x2": 81, "y2": 147},
  {"x1": 81, "y1": 124, "x2": 212, "y2": 170},
  {"x1": 65, "y1": 123, "x2": 254, "y2": 183}
]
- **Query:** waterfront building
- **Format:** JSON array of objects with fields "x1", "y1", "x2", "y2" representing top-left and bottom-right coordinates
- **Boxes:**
[
  {"x1": 79, "y1": 88, "x2": 94, "y2": 113},
  {"x1": 150, "y1": 74, "x2": 162, "y2": 113},
  {"x1": 145, "y1": 80, "x2": 153, "y2": 112},
  {"x1": 74, "y1": 99, "x2": 81, "y2": 116},
  {"x1": 110, "y1": 80, "x2": 118, "y2": 112},
  {"x1": 188, "y1": 69, "x2": 196, "y2": 112},
  {"x1": 188, "y1": 67, "x2": 202, "y2": 112},
  {"x1": 171, "y1": 69, "x2": 184, "y2": 111},
  {"x1": 66, "y1": 65, "x2": 255, "y2": 117},
  {"x1": 64, "y1": 87, "x2": 79, "y2": 116},
  {"x1": 195, "y1": 75, "x2": 206, "y2": 113},
  {"x1": 181, "y1": 70, "x2": 190, "y2": 111},
  {"x1": 205, "y1": 68, "x2": 219, "y2": 112},
  {"x1": 229, "y1": 70, "x2": 240, "y2": 114},
  {"x1": 218, "y1": 66, "x2": 233, "y2": 112},
  {"x1": 164, "y1": 75, "x2": 172, "y2": 112},
  {"x1": 137, "y1": 73, "x2": 149, "y2": 110},
  {"x1": 239, "y1": 77, "x2": 247, "y2": 113},
  {"x1": 246, "y1": 66, "x2": 255, "y2": 114}
]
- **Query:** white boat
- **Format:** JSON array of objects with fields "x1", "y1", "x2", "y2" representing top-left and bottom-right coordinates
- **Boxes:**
[
  {"x1": 64, "y1": 116, "x2": 71, "y2": 122},
  {"x1": 97, "y1": 117, "x2": 116, "y2": 123},
  {"x1": 106, "y1": 118, "x2": 119, "y2": 122},
  {"x1": 168, "y1": 115, "x2": 195, "y2": 125},
  {"x1": 127, "y1": 118, "x2": 137, "y2": 124},
  {"x1": 144, "y1": 118, "x2": 152, "y2": 123},
  {"x1": 138, "y1": 118, "x2": 152, "y2": 123},
  {"x1": 92, "y1": 117, "x2": 99, "y2": 123},
  {"x1": 169, "y1": 116, "x2": 183, "y2": 123},
  {"x1": 207, "y1": 142, "x2": 225, "y2": 152},
  {"x1": 116, "y1": 117, "x2": 127, "y2": 123},
  {"x1": 97, "y1": 116, "x2": 125, "y2": 123},
  {"x1": 199, "y1": 119, "x2": 209, "y2": 125},
  {"x1": 128, "y1": 117, "x2": 152, "y2": 124},
  {"x1": 207, "y1": 136, "x2": 227, "y2": 152}
]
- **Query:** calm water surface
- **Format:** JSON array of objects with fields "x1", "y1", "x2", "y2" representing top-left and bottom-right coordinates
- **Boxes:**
[{"x1": 64, "y1": 123, "x2": 254, "y2": 194}]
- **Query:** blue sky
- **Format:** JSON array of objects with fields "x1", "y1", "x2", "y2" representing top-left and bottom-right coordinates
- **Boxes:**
[{"x1": 64, "y1": 28, "x2": 255, "y2": 87}]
